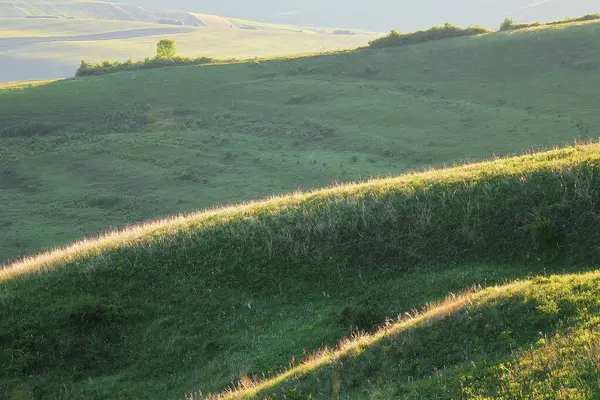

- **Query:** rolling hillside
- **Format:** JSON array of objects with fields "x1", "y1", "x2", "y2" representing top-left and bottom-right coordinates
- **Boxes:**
[
  {"x1": 1, "y1": 142, "x2": 599, "y2": 398},
  {"x1": 1, "y1": 20, "x2": 600, "y2": 264},
  {"x1": 2, "y1": 12, "x2": 600, "y2": 400},
  {"x1": 226, "y1": 270, "x2": 600, "y2": 399}
]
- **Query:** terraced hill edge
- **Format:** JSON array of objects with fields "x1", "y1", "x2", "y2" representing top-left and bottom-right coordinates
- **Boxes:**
[
  {"x1": 2, "y1": 141, "x2": 599, "y2": 281},
  {"x1": 215, "y1": 270, "x2": 600, "y2": 399}
]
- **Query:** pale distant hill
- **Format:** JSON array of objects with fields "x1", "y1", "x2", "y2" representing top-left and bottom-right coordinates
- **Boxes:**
[
  {"x1": 0, "y1": 1, "x2": 376, "y2": 82},
  {"x1": 63, "y1": 0, "x2": 599, "y2": 31},
  {"x1": 2, "y1": 0, "x2": 598, "y2": 31},
  {"x1": 0, "y1": 0, "x2": 236, "y2": 27}
]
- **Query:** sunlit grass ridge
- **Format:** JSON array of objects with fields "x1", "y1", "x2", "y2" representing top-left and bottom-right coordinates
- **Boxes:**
[
  {"x1": 1, "y1": 142, "x2": 599, "y2": 398},
  {"x1": 218, "y1": 271, "x2": 600, "y2": 399},
  {"x1": 3, "y1": 141, "x2": 599, "y2": 282}
]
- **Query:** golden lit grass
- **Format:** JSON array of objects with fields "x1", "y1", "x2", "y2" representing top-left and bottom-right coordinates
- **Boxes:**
[
  {"x1": 500, "y1": 18, "x2": 600, "y2": 35},
  {"x1": 216, "y1": 272, "x2": 591, "y2": 399},
  {"x1": 214, "y1": 268, "x2": 600, "y2": 398},
  {"x1": 216, "y1": 285, "x2": 488, "y2": 398},
  {"x1": 2, "y1": 141, "x2": 598, "y2": 282},
  {"x1": 0, "y1": 79, "x2": 57, "y2": 90}
]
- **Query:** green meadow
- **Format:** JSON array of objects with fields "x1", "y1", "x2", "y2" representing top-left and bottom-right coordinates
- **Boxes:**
[
  {"x1": 1, "y1": 16, "x2": 600, "y2": 400},
  {"x1": 1, "y1": 141, "x2": 599, "y2": 398},
  {"x1": 2, "y1": 21, "x2": 599, "y2": 263}
]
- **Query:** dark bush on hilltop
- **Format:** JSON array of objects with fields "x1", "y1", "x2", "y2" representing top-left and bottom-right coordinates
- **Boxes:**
[
  {"x1": 498, "y1": 17, "x2": 541, "y2": 31},
  {"x1": 156, "y1": 18, "x2": 183, "y2": 25},
  {"x1": 499, "y1": 18, "x2": 516, "y2": 31},
  {"x1": 339, "y1": 304, "x2": 385, "y2": 332},
  {"x1": 75, "y1": 55, "x2": 215, "y2": 77},
  {"x1": 369, "y1": 23, "x2": 491, "y2": 49},
  {"x1": 333, "y1": 29, "x2": 355, "y2": 35},
  {"x1": 499, "y1": 14, "x2": 600, "y2": 31},
  {"x1": 0, "y1": 121, "x2": 56, "y2": 137}
]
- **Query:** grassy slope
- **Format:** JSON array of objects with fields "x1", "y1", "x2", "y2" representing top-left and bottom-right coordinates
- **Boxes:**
[
  {"x1": 1, "y1": 143, "x2": 599, "y2": 399},
  {"x1": 226, "y1": 271, "x2": 600, "y2": 399},
  {"x1": 1, "y1": 21, "x2": 600, "y2": 263}
]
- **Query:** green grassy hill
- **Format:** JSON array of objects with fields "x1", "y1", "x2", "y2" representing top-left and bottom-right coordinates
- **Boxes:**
[
  {"x1": 225, "y1": 270, "x2": 600, "y2": 399},
  {"x1": 2, "y1": 20, "x2": 600, "y2": 264},
  {"x1": 1, "y1": 142, "x2": 599, "y2": 399}
]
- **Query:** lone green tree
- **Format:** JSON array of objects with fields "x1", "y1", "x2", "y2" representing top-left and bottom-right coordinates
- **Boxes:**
[
  {"x1": 156, "y1": 39, "x2": 177, "y2": 59},
  {"x1": 499, "y1": 17, "x2": 515, "y2": 31}
]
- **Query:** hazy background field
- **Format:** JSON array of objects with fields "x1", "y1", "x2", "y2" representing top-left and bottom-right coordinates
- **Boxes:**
[
  {"x1": 0, "y1": 17, "x2": 375, "y2": 81},
  {"x1": 1, "y1": 0, "x2": 599, "y2": 82}
]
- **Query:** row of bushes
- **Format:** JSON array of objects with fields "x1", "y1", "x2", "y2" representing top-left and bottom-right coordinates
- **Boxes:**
[
  {"x1": 368, "y1": 23, "x2": 491, "y2": 49},
  {"x1": 499, "y1": 13, "x2": 600, "y2": 31},
  {"x1": 75, "y1": 56, "x2": 216, "y2": 77},
  {"x1": 75, "y1": 12, "x2": 600, "y2": 76},
  {"x1": 369, "y1": 12, "x2": 600, "y2": 49}
]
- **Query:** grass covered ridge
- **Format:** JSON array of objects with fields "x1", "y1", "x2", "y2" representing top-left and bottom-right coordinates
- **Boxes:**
[
  {"x1": 220, "y1": 271, "x2": 600, "y2": 399},
  {"x1": 2, "y1": 19, "x2": 600, "y2": 264},
  {"x1": 3, "y1": 142, "x2": 600, "y2": 280},
  {"x1": 1, "y1": 143, "x2": 599, "y2": 398}
]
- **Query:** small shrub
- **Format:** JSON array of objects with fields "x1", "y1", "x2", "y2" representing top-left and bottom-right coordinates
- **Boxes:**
[
  {"x1": 531, "y1": 217, "x2": 557, "y2": 249},
  {"x1": 363, "y1": 65, "x2": 379, "y2": 75},
  {"x1": 156, "y1": 18, "x2": 183, "y2": 25},
  {"x1": 0, "y1": 121, "x2": 56, "y2": 137},
  {"x1": 339, "y1": 304, "x2": 384, "y2": 332},
  {"x1": 76, "y1": 60, "x2": 93, "y2": 76},
  {"x1": 66, "y1": 296, "x2": 125, "y2": 331},
  {"x1": 570, "y1": 60, "x2": 599, "y2": 71},
  {"x1": 300, "y1": 120, "x2": 335, "y2": 138},
  {"x1": 286, "y1": 94, "x2": 306, "y2": 105},
  {"x1": 203, "y1": 340, "x2": 223, "y2": 360},
  {"x1": 499, "y1": 17, "x2": 515, "y2": 31},
  {"x1": 85, "y1": 195, "x2": 125, "y2": 209},
  {"x1": 178, "y1": 167, "x2": 199, "y2": 182},
  {"x1": 333, "y1": 29, "x2": 355, "y2": 35}
]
